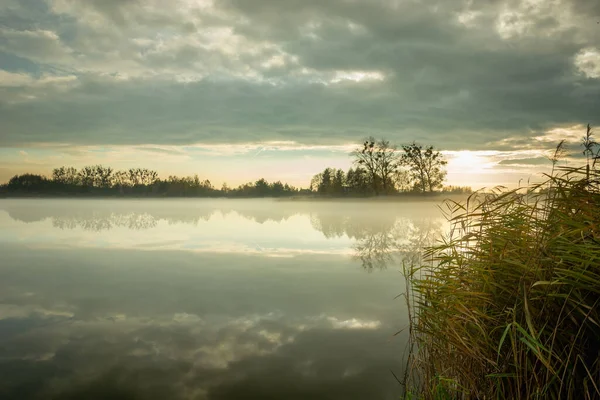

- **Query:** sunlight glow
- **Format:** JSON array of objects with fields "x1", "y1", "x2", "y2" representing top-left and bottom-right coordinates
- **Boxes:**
[
  {"x1": 331, "y1": 70, "x2": 385, "y2": 83},
  {"x1": 445, "y1": 151, "x2": 497, "y2": 175}
]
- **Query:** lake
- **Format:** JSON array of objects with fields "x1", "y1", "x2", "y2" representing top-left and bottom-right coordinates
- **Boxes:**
[{"x1": 0, "y1": 198, "x2": 448, "y2": 400}]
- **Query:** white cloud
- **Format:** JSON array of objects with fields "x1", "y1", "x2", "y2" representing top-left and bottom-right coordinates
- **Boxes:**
[
  {"x1": 0, "y1": 303, "x2": 75, "y2": 320},
  {"x1": 574, "y1": 47, "x2": 600, "y2": 79},
  {"x1": 456, "y1": 10, "x2": 482, "y2": 27},
  {"x1": 43, "y1": 0, "x2": 300, "y2": 83},
  {"x1": 496, "y1": 10, "x2": 531, "y2": 39},
  {"x1": 0, "y1": 28, "x2": 73, "y2": 64},
  {"x1": 326, "y1": 316, "x2": 381, "y2": 330},
  {"x1": 0, "y1": 0, "x2": 599, "y2": 158},
  {"x1": 495, "y1": 0, "x2": 571, "y2": 40},
  {"x1": 534, "y1": 124, "x2": 586, "y2": 143},
  {"x1": 0, "y1": 71, "x2": 79, "y2": 103},
  {"x1": 331, "y1": 70, "x2": 386, "y2": 84},
  {"x1": 0, "y1": 70, "x2": 34, "y2": 87}
]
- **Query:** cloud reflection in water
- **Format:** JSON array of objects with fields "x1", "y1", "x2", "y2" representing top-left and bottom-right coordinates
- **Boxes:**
[{"x1": 0, "y1": 198, "x2": 448, "y2": 399}]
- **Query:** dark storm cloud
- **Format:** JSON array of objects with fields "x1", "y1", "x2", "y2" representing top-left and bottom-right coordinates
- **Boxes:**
[{"x1": 0, "y1": 0, "x2": 599, "y2": 149}]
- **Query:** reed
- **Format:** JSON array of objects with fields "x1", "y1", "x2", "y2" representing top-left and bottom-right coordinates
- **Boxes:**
[{"x1": 403, "y1": 132, "x2": 600, "y2": 399}]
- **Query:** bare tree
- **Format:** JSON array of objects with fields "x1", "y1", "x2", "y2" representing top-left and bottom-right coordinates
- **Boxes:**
[
  {"x1": 352, "y1": 137, "x2": 379, "y2": 194},
  {"x1": 95, "y1": 165, "x2": 114, "y2": 188},
  {"x1": 113, "y1": 170, "x2": 131, "y2": 188},
  {"x1": 52, "y1": 167, "x2": 79, "y2": 185},
  {"x1": 393, "y1": 169, "x2": 412, "y2": 192},
  {"x1": 128, "y1": 168, "x2": 141, "y2": 186},
  {"x1": 351, "y1": 137, "x2": 402, "y2": 195},
  {"x1": 376, "y1": 139, "x2": 402, "y2": 194},
  {"x1": 78, "y1": 166, "x2": 96, "y2": 187},
  {"x1": 400, "y1": 143, "x2": 447, "y2": 193},
  {"x1": 141, "y1": 169, "x2": 159, "y2": 186}
]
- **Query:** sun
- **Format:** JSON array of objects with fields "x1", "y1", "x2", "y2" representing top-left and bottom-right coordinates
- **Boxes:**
[
  {"x1": 448, "y1": 151, "x2": 486, "y2": 170},
  {"x1": 443, "y1": 151, "x2": 498, "y2": 188}
]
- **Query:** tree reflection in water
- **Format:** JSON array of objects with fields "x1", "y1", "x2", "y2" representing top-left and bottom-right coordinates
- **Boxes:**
[
  {"x1": 52, "y1": 212, "x2": 159, "y2": 231},
  {"x1": 4, "y1": 203, "x2": 215, "y2": 231},
  {"x1": 2, "y1": 200, "x2": 446, "y2": 268},
  {"x1": 309, "y1": 210, "x2": 446, "y2": 272}
]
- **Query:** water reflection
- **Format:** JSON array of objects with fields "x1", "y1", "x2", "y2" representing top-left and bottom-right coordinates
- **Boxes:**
[
  {"x1": 1, "y1": 199, "x2": 446, "y2": 270},
  {"x1": 0, "y1": 199, "x2": 448, "y2": 399},
  {"x1": 4, "y1": 202, "x2": 214, "y2": 230}
]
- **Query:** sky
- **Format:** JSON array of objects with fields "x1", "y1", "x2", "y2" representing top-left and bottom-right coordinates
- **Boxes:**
[{"x1": 0, "y1": 0, "x2": 599, "y2": 189}]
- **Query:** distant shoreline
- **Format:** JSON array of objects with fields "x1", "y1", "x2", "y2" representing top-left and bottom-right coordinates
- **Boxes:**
[
  {"x1": 279, "y1": 194, "x2": 470, "y2": 202},
  {"x1": 0, "y1": 192, "x2": 470, "y2": 203}
]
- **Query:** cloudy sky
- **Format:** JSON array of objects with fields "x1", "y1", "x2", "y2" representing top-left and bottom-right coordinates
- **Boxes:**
[{"x1": 0, "y1": 0, "x2": 599, "y2": 188}]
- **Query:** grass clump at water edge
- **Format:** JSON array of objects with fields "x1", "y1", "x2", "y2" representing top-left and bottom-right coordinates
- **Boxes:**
[{"x1": 402, "y1": 133, "x2": 600, "y2": 399}]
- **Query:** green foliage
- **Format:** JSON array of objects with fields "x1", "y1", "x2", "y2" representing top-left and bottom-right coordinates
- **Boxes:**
[{"x1": 403, "y1": 129, "x2": 600, "y2": 399}]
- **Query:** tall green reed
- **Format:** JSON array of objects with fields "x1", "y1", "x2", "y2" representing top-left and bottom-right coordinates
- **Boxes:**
[{"x1": 403, "y1": 128, "x2": 600, "y2": 399}]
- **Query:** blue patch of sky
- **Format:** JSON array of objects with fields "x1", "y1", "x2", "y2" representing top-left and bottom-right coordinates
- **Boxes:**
[
  {"x1": 0, "y1": 0, "x2": 52, "y2": 30},
  {"x1": 0, "y1": 51, "x2": 42, "y2": 76},
  {"x1": 0, "y1": 0, "x2": 81, "y2": 75}
]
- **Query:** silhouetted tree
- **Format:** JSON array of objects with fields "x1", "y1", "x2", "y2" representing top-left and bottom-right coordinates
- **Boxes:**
[
  {"x1": 352, "y1": 137, "x2": 402, "y2": 195},
  {"x1": 221, "y1": 182, "x2": 230, "y2": 194},
  {"x1": 333, "y1": 169, "x2": 345, "y2": 195},
  {"x1": 52, "y1": 167, "x2": 79, "y2": 185},
  {"x1": 113, "y1": 170, "x2": 131, "y2": 191},
  {"x1": 7, "y1": 174, "x2": 48, "y2": 190},
  {"x1": 310, "y1": 168, "x2": 348, "y2": 195},
  {"x1": 319, "y1": 168, "x2": 333, "y2": 195},
  {"x1": 78, "y1": 166, "x2": 96, "y2": 188},
  {"x1": 95, "y1": 165, "x2": 114, "y2": 188},
  {"x1": 271, "y1": 181, "x2": 285, "y2": 196},
  {"x1": 400, "y1": 143, "x2": 447, "y2": 193},
  {"x1": 2, "y1": 165, "x2": 299, "y2": 198},
  {"x1": 346, "y1": 167, "x2": 370, "y2": 195},
  {"x1": 255, "y1": 178, "x2": 270, "y2": 196},
  {"x1": 352, "y1": 137, "x2": 379, "y2": 194},
  {"x1": 441, "y1": 185, "x2": 473, "y2": 194},
  {"x1": 310, "y1": 172, "x2": 323, "y2": 193},
  {"x1": 393, "y1": 169, "x2": 412, "y2": 192}
]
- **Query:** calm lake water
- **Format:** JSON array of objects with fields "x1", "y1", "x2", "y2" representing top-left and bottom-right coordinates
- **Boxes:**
[{"x1": 0, "y1": 198, "x2": 447, "y2": 400}]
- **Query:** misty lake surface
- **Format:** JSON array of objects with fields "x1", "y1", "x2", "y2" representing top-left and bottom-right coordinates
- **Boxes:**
[{"x1": 0, "y1": 198, "x2": 448, "y2": 400}]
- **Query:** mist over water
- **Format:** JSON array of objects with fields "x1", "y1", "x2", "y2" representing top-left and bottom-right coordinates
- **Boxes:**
[{"x1": 0, "y1": 199, "x2": 447, "y2": 400}]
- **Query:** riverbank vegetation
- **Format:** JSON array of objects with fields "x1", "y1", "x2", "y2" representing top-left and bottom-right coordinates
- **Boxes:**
[
  {"x1": 1, "y1": 139, "x2": 470, "y2": 197},
  {"x1": 0, "y1": 169, "x2": 306, "y2": 198},
  {"x1": 403, "y1": 125, "x2": 600, "y2": 399}
]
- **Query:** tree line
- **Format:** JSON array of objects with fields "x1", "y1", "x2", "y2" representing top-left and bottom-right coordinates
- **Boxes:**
[
  {"x1": 0, "y1": 138, "x2": 469, "y2": 197},
  {"x1": 0, "y1": 166, "x2": 306, "y2": 197},
  {"x1": 311, "y1": 138, "x2": 470, "y2": 196}
]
